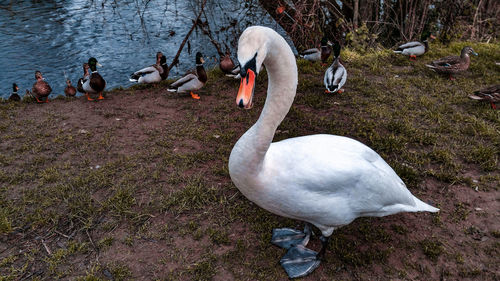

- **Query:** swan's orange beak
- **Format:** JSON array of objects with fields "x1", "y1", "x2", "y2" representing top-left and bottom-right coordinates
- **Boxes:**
[{"x1": 237, "y1": 69, "x2": 255, "y2": 109}]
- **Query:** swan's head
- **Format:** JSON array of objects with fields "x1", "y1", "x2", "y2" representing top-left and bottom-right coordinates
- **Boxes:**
[{"x1": 236, "y1": 26, "x2": 270, "y2": 109}]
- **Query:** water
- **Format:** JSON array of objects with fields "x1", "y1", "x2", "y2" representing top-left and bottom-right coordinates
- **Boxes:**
[{"x1": 0, "y1": 0, "x2": 293, "y2": 99}]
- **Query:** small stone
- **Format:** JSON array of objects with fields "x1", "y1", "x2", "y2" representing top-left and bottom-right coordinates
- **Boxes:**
[
  {"x1": 472, "y1": 179, "x2": 478, "y2": 183},
  {"x1": 394, "y1": 75, "x2": 400, "y2": 78},
  {"x1": 78, "y1": 129, "x2": 89, "y2": 134},
  {"x1": 115, "y1": 118, "x2": 121, "y2": 121},
  {"x1": 474, "y1": 186, "x2": 479, "y2": 192},
  {"x1": 95, "y1": 165, "x2": 100, "y2": 169},
  {"x1": 213, "y1": 134, "x2": 220, "y2": 138},
  {"x1": 475, "y1": 207, "x2": 483, "y2": 211}
]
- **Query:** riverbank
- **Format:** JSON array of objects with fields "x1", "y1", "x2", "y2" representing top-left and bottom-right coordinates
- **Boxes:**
[{"x1": 1, "y1": 42, "x2": 498, "y2": 280}]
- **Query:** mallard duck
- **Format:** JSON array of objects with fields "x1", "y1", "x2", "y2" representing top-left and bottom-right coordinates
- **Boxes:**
[
  {"x1": 393, "y1": 34, "x2": 436, "y2": 60},
  {"x1": 220, "y1": 51, "x2": 240, "y2": 78},
  {"x1": 81, "y1": 57, "x2": 106, "y2": 101},
  {"x1": 64, "y1": 79, "x2": 77, "y2": 97},
  {"x1": 8, "y1": 83, "x2": 21, "y2": 101},
  {"x1": 167, "y1": 52, "x2": 207, "y2": 100},
  {"x1": 130, "y1": 52, "x2": 169, "y2": 83},
  {"x1": 230, "y1": 26, "x2": 438, "y2": 279},
  {"x1": 77, "y1": 63, "x2": 90, "y2": 94},
  {"x1": 469, "y1": 85, "x2": 500, "y2": 109},
  {"x1": 324, "y1": 41, "x2": 347, "y2": 94},
  {"x1": 30, "y1": 71, "x2": 52, "y2": 103},
  {"x1": 299, "y1": 36, "x2": 331, "y2": 64},
  {"x1": 426, "y1": 46, "x2": 478, "y2": 80}
]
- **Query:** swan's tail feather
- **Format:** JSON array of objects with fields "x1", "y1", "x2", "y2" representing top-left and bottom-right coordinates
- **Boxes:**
[
  {"x1": 412, "y1": 197, "x2": 439, "y2": 213},
  {"x1": 378, "y1": 197, "x2": 439, "y2": 215}
]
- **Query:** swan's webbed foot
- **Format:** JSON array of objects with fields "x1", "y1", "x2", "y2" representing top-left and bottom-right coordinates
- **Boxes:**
[
  {"x1": 280, "y1": 245, "x2": 321, "y2": 278},
  {"x1": 271, "y1": 224, "x2": 311, "y2": 249}
]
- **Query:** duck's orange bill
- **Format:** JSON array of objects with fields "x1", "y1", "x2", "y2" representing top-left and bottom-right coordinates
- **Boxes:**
[{"x1": 237, "y1": 69, "x2": 255, "y2": 109}]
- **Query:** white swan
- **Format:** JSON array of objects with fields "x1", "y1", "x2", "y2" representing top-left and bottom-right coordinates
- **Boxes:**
[{"x1": 228, "y1": 26, "x2": 439, "y2": 279}]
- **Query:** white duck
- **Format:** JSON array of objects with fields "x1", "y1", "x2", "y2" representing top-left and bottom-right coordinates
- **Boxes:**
[
  {"x1": 229, "y1": 26, "x2": 439, "y2": 279},
  {"x1": 324, "y1": 41, "x2": 347, "y2": 94}
]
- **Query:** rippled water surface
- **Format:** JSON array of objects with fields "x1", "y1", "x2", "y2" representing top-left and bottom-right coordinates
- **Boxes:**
[{"x1": 0, "y1": 0, "x2": 291, "y2": 98}]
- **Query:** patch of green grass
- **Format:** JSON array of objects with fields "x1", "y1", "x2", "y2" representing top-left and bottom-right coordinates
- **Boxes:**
[{"x1": 420, "y1": 238, "x2": 444, "y2": 262}]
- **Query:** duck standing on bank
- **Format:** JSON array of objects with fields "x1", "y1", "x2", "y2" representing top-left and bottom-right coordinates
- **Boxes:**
[
  {"x1": 130, "y1": 52, "x2": 169, "y2": 84},
  {"x1": 324, "y1": 41, "x2": 347, "y2": 94},
  {"x1": 229, "y1": 26, "x2": 439, "y2": 279},
  {"x1": 469, "y1": 85, "x2": 500, "y2": 109},
  {"x1": 29, "y1": 71, "x2": 52, "y2": 103},
  {"x1": 81, "y1": 57, "x2": 106, "y2": 101},
  {"x1": 64, "y1": 79, "x2": 77, "y2": 97},
  {"x1": 426, "y1": 46, "x2": 478, "y2": 80},
  {"x1": 299, "y1": 36, "x2": 332, "y2": 65},
  {"x1": 167, "y1": 52, "x2": 207, "y2": 100},
  {"x1": 393, "y1": 34, "x2": 436, "y2": 60},
  {"x1": 8, "y1": 83, "x2": 21, "y2": 101}
]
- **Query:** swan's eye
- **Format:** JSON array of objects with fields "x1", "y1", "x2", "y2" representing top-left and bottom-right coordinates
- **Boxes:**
[{"x1": 240, "y1": 53, "x2": 258, "y2": 78}]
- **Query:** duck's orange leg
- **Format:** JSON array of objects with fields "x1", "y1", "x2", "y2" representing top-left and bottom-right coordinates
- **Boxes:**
[
  {"x1": 449, "y1": 75, "x2": 455, "y2": 80},
  {"x1": 409, "y1": 55, "x2": 417, "y2": 61},
  {"x1": 98, "y1": 92, "x2": 104, "y2": 100},
  {"x1": 491, "y1": 102, "x2": 497, "y2": 109},
  {"x1": 86, "y1": 93, "x2": 94, "y2": 101},
  {"x1": 190, "y1": 92, "x2": 200, "y2": 100},
  {"x1": 337, "y1": 89, "x2": 344, "y2": 94}
]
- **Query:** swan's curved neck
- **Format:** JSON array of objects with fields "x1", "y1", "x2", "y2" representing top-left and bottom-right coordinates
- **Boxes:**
[{"x1": 234, "y1": 32, "x2": 298, "y2": 174}]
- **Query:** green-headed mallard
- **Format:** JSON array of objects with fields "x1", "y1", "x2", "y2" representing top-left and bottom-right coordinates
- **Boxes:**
[
  {"x1": 393, "y1": 34, "x2": 436, "y2": 60},
  {"x1": 130, "y1": 52, "x2": 169, "y2": 84},
  {"x1": 299, "y1": 36, "x2": 332, "y2": 65},
  {"x1": 426, "y1": 46, "x2": 478, "y2": 80},
  {"x1": 8, "y1": 83, "x2": 21, "y2": 101},
  {"x1": 324, "y1": 41, "x2": 347, "y2": 94},
  {"x1": 30, "y1": 71, "x2": 52, "y2": 103},
  {"x1": 167, "y1": 52, "x2": 207, "y2": 100},
  {"x1": 82, "y1": 57, "x2": 106, "y2": 101},
  {"x1": 469, "y1": 85, "x2": 500, "y2": 109}
]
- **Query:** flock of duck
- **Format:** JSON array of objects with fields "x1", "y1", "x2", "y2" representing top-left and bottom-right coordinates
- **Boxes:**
[
  {"x1": 3, "y1": 25, "x2": 497, "y2": 279},
  {"x1": 5, "y1": 29, "x2": 499, "y2": 109}
]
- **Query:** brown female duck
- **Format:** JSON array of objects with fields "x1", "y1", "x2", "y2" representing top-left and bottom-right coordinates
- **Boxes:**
[
  {"x1": 30, "y1": 71, "x2": 52, "y2": 103},
  {"x1": 64, "y1": 79, "x2": 77, "y2": 97},
  {"x1": 469, "y1": 85, "x2": 500, "y2": 109},
  {"x1": 426, "y1": 46, "x2": 478, "y2": 80}
]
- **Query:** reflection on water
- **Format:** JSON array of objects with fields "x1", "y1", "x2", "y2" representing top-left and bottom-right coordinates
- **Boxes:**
[{"x1": 0, "y1": 0, "x2": 291, "y2": 98}]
